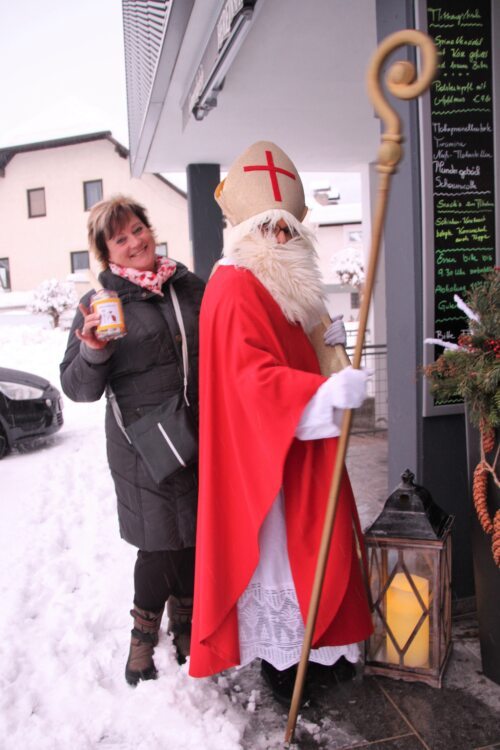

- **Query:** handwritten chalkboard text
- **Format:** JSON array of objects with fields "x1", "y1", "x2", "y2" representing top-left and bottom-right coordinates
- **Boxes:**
[{"x1": 427, "y1": 0, "x2": 495, "y2": 406}]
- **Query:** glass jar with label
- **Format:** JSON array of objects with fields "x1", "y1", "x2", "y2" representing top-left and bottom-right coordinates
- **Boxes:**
[{"x1": 90, "y1": 289, "x2": 127, "y2": 341}]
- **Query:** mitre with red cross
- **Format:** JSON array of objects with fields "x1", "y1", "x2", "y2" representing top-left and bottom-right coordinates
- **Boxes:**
[{"x1": 215, "y1": 141, "x2": 307, "y2": 227}]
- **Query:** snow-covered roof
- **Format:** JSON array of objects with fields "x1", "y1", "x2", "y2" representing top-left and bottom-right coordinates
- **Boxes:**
[{"x1": 0, "y1": 131, "x2": 186, "y2": 198}]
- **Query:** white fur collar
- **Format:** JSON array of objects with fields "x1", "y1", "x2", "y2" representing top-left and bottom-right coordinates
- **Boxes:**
[{"x1": 224, "y1": 211, "x2": 327, "y2": 332}]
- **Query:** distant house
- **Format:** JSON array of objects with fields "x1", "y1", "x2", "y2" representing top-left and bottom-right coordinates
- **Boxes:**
[{"x1": 0, "y1": 132, "x2": 190, "y2": 293}]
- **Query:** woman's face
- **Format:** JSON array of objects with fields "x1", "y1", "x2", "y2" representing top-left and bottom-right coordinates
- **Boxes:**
[{"x1": 106, "y1": 213, "x2": 156, "y2": 271}]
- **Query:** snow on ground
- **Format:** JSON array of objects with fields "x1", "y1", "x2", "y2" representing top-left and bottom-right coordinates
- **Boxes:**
[{"x1": 0, "y1": 324, "x2": 248, "y2": 750}]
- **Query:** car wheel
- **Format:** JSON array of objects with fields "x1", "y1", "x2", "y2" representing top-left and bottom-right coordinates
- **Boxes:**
[{"x1": 0, "y1": 425, "x2": 9, "y2": 459}]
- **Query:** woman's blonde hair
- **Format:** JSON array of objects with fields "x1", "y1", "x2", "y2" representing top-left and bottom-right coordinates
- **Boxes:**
[{"x1": 87, "y1": 195, "x2": 153, "y2": 266}]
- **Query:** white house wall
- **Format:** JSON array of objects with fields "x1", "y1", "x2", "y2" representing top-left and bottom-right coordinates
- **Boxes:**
[{"x1": 0, "y1": 137, "x2": 191, "y2": 292}]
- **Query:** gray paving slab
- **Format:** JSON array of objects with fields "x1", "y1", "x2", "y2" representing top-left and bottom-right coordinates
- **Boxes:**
[{"x1": 345, "y1": 432, "x2": 388, "y2": 530}]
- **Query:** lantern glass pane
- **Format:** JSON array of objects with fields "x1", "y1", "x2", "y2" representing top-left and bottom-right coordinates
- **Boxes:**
[{"x1": 367, "y1": 542, "x2": 439, "y2": 671}]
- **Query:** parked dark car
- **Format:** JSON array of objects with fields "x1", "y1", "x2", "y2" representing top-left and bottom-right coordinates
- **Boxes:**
[{"x1": 0, "y1": 367, "x2": 64, "y2": 458}]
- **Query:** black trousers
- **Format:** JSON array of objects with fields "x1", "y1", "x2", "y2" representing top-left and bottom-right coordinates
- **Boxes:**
[{"x1": 133, "y1": 547, "x2": 195, "y2": 613}]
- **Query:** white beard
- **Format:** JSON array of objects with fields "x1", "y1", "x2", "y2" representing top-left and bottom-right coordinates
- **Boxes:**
[{"x1": 225, "y1": 211, "x2": 327, "y2": 333}]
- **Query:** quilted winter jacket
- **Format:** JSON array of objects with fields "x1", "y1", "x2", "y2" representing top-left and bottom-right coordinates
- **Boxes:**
[{"x1": 60, "y1": 263, "x2": 205, "y2": 551}]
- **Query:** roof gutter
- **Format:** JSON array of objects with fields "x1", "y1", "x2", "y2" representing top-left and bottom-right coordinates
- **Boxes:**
[{"x1": 128, "y1": 0, "x2": 196, "y2": 177}]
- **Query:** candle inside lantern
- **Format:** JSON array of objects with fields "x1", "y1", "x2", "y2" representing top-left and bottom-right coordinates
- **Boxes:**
[{"x1": 386, "y1": 572, "x2": 429, "y2": 667}]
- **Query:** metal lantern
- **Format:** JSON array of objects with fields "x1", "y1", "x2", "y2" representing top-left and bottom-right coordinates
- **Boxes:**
[{"x1": 364, "y1": 469, "x2": 454, "y2": 687}]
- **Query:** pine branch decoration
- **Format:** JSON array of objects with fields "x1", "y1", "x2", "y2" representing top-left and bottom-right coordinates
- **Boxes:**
[
  {"x1": 424, "y1": 270, "x2": 499, "y2": 567},
  {"x1": 424, "y1": 270, "x2": 500, "y2": 432}
]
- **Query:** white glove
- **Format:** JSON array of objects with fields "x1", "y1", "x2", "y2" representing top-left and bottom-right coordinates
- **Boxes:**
[
  {"x1": 326, "y1": 366, "x2": 371, "y2": 409},
  {"x1": 324, "y1": 314, "x2": 347, "y2": 347}
]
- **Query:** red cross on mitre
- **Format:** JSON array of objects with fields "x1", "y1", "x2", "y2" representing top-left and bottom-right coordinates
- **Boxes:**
[{"x1": 243, "y1": 149, "x2": 296, "y2": 202}]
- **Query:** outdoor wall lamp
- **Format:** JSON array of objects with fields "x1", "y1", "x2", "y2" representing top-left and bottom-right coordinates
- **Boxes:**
[
  {"x1": 364, "y1": 469, "x2": 454, "y2": 687},
  {"x1": 184, "y1": 0, "x2": 258, "y2": 123},
  {"x1": 313, "y1": 186, "x2": 341, "y2": 206}
]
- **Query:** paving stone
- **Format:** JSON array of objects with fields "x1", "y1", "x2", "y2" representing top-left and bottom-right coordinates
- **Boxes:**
[
  {"x1": 351, "y1": 737, "x2": 426, "y2": 750},
  {"x1": 345, "y1": 432, "x2": 388, "y2": 530},
  {"x1": 377, "y1": 670, "x2": 500, "y2": 750}
]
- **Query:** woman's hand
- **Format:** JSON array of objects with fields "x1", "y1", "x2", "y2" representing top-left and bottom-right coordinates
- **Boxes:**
[{"x1": 75, "y1": 303, "x2": 108, "y2": 350}]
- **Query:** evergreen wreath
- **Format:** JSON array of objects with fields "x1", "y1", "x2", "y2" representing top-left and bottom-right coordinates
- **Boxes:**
[{"x1": 424, "y1": 269, "x2": 500, "y2": 566}]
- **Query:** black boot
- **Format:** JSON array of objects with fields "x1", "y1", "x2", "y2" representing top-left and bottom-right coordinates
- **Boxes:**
[
  {"x1": 307, "y1": 656, "x2": 357, "y2": 687},
  {"x1": 125, "y1": 605, "x2": 164, "y2": 686},
  {"x1": 167, "y1": 596, "x2": 192, "y2": 665},
  {"x1": 260, "y1": 660, "x2": 310, "y2": 707}
]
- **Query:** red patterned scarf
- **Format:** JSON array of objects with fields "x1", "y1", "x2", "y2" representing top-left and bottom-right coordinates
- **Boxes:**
[{"x1": 109, "y1": 255, "x2": 177, "y2": 296}]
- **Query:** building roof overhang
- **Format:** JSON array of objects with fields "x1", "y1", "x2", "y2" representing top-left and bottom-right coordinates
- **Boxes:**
[{"x1": 124, "y1": 0, "x2": 382, "y2": 176}]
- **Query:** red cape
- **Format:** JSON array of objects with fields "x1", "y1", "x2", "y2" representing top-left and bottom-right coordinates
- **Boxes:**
[{"x1": 189, "y1": 266, "x2": 372, "y2": 677}]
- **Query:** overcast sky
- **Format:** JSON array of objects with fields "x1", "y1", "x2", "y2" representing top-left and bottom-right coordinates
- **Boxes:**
[
  {"x1": 1, "y1": 0, "x2": 129, "y2": 149},
  {"x1": 0, "y1": 1, "x2": 361, "y2": 202}
]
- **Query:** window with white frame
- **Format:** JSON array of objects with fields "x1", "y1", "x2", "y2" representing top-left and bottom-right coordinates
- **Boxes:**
[
  {"x1": 0, "y1": 258, "x2": 11, "y2": 290},
  {"x1": 27, "y1": 188, "x2": 46, "y2": 218},
  {"x1": 83, "y1": 180, "x2": 103, "y2": 211},
  {"x1": 351, "y1": 291, "x2": 360, "y2": 309},
  {"x1": 70, "y1": 251, "x2": 90, "y2": 273}
]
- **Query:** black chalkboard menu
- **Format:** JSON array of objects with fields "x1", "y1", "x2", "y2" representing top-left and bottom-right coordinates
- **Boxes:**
[{"x1": 426, "y1": 0, "x2": 496, "y2": 406}]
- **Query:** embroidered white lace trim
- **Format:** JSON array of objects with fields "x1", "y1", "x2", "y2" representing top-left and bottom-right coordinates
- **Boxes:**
[{"x1": 237, "y1": 582, "x2": 359, "y2": 671}]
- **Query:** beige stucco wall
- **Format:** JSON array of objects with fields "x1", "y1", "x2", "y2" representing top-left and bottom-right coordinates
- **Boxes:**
[
  {"x1": 308, "y1": 222, "x2": 363, "y2": 324},
  {"x1": 0, "y1": 138, "x2": 190, "y2": 292},
  {"x1": 311, "y1": 222, "x2": 362, "y2": 285}
]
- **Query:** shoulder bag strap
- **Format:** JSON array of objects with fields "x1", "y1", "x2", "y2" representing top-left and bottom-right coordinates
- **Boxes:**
[
  {"x1": 169, "y1": 284, "x2": 190, "y2": 406},
  {"x1": 106, "y1": 386, "x2": 132, "y2": 443}
]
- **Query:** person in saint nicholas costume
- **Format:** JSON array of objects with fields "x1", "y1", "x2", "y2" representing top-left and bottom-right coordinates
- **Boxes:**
[{"x1": 189, "y1": 141, "x2": 373, "y2": 704}]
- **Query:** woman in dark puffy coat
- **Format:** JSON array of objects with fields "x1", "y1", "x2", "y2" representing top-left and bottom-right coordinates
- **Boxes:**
[{"x1": 60, "y1": 195, "x2": 204, "y2": 685}]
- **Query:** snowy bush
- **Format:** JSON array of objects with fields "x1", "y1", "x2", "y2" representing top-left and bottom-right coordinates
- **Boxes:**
[
  {"x1": 28, "y1": 278, "x2": 77, "y2": 328},
  {"x1": 331, "y1": 246, "x2": 365, "y2": 288}
]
